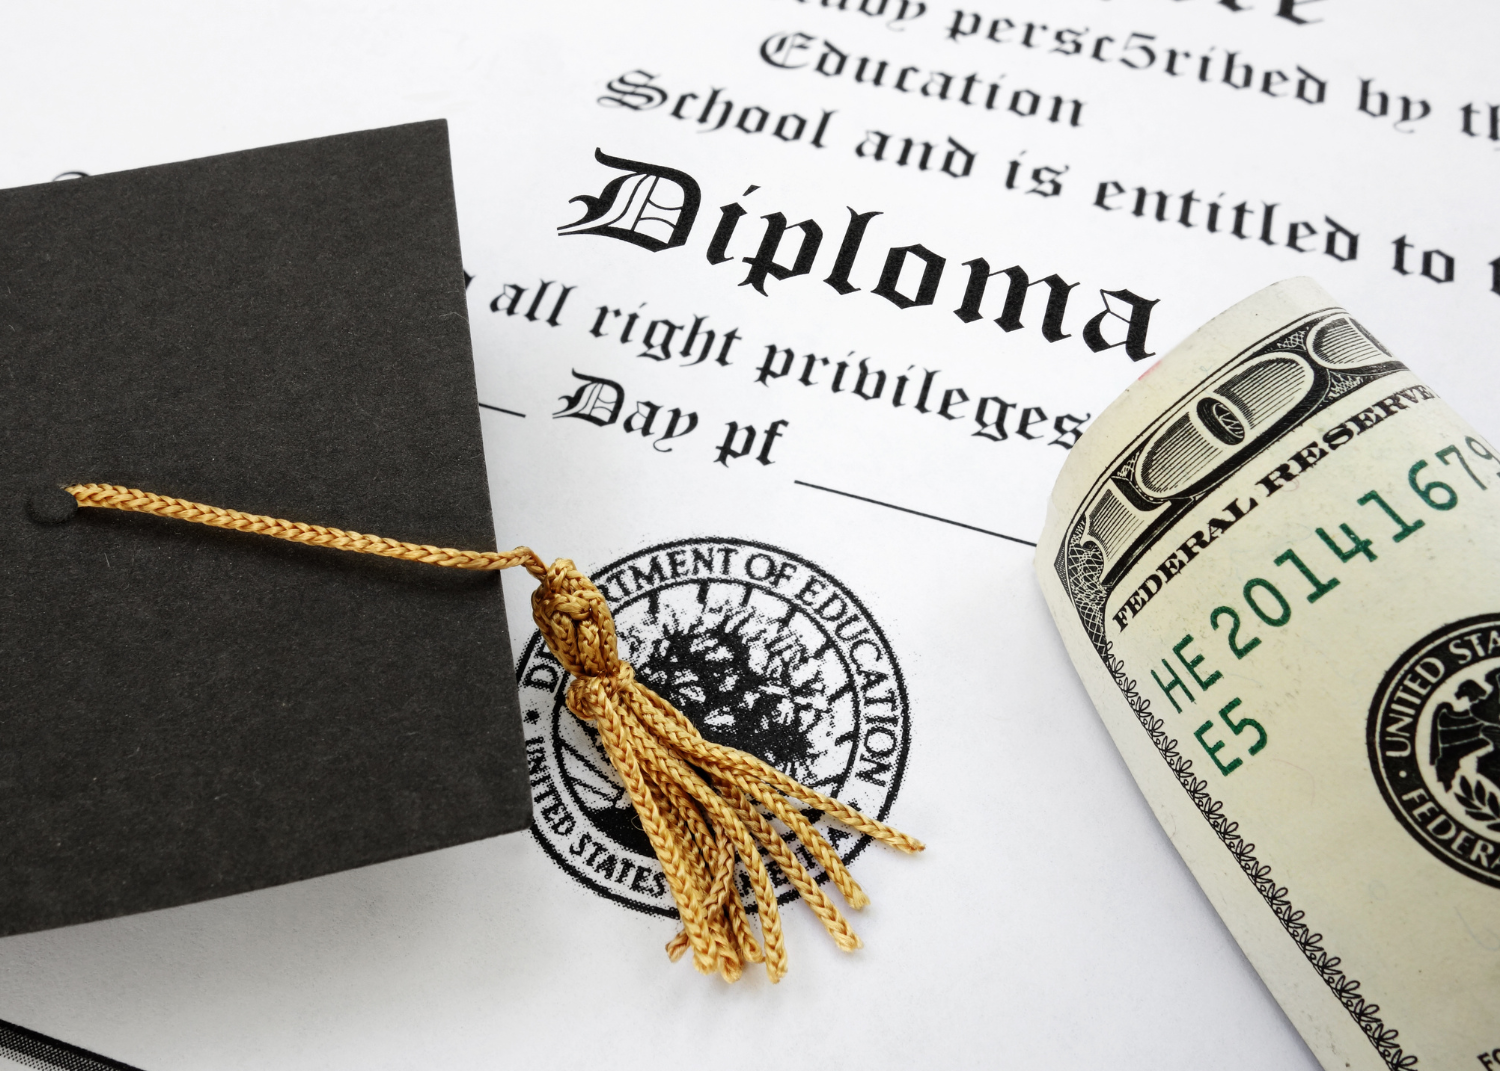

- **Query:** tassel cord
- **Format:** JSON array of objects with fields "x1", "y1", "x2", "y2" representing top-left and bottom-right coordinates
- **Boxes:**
[{"x1": 62, "y1": 482, "x2": 924, "y2": 982}]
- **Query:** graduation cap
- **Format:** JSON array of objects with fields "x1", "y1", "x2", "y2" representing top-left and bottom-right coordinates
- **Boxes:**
[
  {"x1": 1, "y1": 120, "x2": 530, "y2": 935},
  {"x1": 1, "y1": 123, "x2": 919, "y2": 981}
]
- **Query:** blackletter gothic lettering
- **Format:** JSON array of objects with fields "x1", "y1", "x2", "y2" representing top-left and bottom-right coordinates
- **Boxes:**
[{"x1": 559, "y1": 148, "x2": 701, "y2": 252}]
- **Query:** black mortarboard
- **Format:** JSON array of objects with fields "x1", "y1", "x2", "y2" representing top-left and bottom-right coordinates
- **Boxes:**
[{"x1": 0, "y1": 121, "x2": 530, "y2": 937}]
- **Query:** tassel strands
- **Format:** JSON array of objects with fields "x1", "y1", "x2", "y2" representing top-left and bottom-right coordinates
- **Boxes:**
[{"x1": 63, "y1": 483, "x2": 924, "y2": 981}]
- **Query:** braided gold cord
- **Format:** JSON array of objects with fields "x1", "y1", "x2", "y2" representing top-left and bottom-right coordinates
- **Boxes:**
[
  {"x1": 66, "y1": 483, "x2": 547, "y2": 576},
  {"x1": 65, "y1": 482, "x2": 924, "y2": 982}
]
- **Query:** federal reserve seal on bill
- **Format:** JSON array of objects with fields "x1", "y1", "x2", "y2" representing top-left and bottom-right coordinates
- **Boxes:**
[
  {"x1": 1369, "y1": 613, "x2": 1500, "y2": 889},
  {"x1": 516, "y1": 537, "x2": 911, "y2": 915}
]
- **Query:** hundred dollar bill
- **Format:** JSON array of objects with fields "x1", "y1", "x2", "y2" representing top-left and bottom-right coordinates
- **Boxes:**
[{"x1": 1037, "y1": 278, "x2": 1500, "y2": 1071}]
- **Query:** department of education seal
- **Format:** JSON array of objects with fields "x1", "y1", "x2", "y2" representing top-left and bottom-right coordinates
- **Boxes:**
[
  {"x1": 1369, "y1": 613, "x2": 1500, "y2": 889},
  {"x1": 517, "y1": 537, "x2": 911, "y2": 915}
]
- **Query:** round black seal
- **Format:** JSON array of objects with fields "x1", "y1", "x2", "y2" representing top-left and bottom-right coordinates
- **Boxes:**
[
  {"x1": 1368, "y1": 613, "x2": 1500, "y2": 889},
  {"x1": 516, "y1": 537, "x2": 911, "y2": 916}
]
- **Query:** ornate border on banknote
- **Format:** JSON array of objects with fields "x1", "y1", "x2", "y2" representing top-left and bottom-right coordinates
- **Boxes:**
[{"x1": 1053, "y1": 310, "x2": 1415, "y2": 1070}]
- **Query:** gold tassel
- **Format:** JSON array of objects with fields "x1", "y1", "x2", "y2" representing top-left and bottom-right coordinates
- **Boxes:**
[{"x1": 65, "y1": 483, "x2": 925, "y2": 981}]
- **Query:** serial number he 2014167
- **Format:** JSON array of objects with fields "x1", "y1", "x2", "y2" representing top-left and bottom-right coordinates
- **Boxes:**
[{"x1": 1145, "y1": 435, "x2": 1500, "y2": 778}]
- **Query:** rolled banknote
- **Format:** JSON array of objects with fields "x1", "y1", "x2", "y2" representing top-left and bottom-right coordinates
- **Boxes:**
[{"x1": 1037, "y1": 278, "x2": 1499, "y2": 1070}]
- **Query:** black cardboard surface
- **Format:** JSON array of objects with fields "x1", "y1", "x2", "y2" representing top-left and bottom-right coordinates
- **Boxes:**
[{"x1": 0, "y1": 121, "x2": 530, "y2": 937}]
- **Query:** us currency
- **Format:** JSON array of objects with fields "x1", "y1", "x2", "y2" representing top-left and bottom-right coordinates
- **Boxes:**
[{"x1": 1037, "y1": 278, "x2": 1500, "y2": 1071}]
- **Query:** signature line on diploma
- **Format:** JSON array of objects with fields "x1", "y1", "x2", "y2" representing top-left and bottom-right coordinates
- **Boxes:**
[
  {"x1": 793, "y1": 480, "x2": 1037, "y2": 547},
  {"x1": 478, "y1": 402, "x2": 526, "y2": 418}
]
